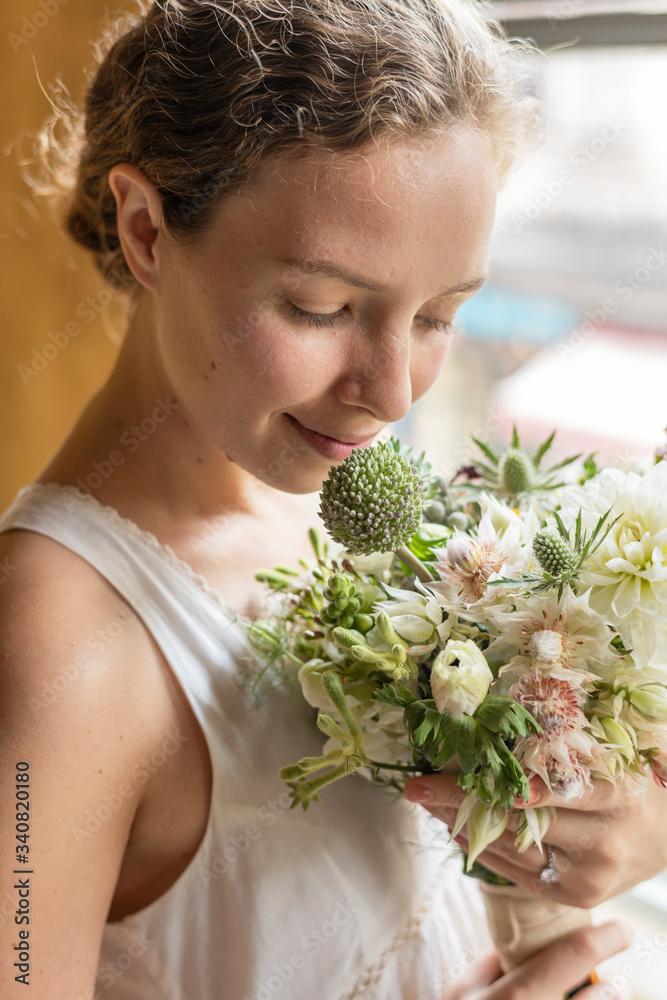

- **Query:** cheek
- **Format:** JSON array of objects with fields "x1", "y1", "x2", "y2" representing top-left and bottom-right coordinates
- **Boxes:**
[
  {"x1": 410, "y1": 335, "x2": 454, "y2": 402},
  {"x1": 226, "y1": 319, "x2": 334, "y2": 399}
]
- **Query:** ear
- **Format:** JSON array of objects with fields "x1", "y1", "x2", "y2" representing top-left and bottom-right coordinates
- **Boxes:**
[{"x1": 108, "y1": 164, "x2": 163, "y2": 292}]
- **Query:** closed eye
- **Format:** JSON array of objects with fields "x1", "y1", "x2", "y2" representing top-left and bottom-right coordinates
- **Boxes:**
[
  {"x1": 288, "y1": 303, "x2": 344, "y2": 328},
  {"x1": 287, "y1": 302, "x2": 456, "y2": 334}
]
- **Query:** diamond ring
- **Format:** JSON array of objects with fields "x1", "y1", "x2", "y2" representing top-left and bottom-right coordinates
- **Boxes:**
[{"x1": 539, "y1": 845, "x2": 560, "y2": 885}]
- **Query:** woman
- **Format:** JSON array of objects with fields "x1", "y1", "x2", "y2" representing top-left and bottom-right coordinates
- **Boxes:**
[{"x1": 0, "y1": 0, "x2": 658, "y2": 996}]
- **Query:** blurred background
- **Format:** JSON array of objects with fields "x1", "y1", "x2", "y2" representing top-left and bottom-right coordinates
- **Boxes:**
[
  {"x1": 401, "y1": 0, "x2": 667, "y2": 482},
  {"x1": 2, "y1": 2, "x2": 667, "y2": 995}
]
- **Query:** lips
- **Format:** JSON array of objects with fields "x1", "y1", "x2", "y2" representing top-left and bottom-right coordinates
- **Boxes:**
[
  {"x1": 286, "y1": 414, "x2": 379, "y2": 461},
  {"x1": 287, "y1": 415, "x2": 378, "y2": 446}
]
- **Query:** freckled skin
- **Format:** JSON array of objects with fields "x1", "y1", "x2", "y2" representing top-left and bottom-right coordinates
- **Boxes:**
[
  {"x1": 40, "y1": 130, "x2": 498, "y2": 517},
  {"x1": 140, "y1": 131, "x2": 498, "y2": 497}
]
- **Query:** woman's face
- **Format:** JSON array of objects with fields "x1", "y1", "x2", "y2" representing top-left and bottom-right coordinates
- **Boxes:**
[{"x1": 151, "y1": 130, "x2": 498, "y2": 493}]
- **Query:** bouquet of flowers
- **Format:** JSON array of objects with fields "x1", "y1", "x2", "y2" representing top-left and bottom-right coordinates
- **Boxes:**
[{"x1": 245, "y1": 429, "x2": 667, "y2": 975}]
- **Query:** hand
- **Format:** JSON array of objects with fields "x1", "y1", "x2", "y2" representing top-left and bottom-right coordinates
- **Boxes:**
[
  {"x1": 447, "y1": 921, "x2": 633, "y2": 1000},
  {"x1": 404, "y1": 772, "x2": 667, "y2": 907}
]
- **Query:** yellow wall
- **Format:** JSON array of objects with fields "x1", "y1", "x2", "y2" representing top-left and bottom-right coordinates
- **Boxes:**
[{"x1": 0, "y1": 1, "x2": 129, "y2": 511}]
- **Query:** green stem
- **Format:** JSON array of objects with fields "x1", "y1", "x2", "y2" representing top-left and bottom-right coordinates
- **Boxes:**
[
  {"x1": 365, "y1": 758, "x2": 425, "y2": 773},
  {"x1": 395, "y1": 545, "x2": 434, "y2": 584}
]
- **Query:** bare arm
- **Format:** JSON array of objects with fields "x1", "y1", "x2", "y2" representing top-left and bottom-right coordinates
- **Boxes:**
[{"x1": 0, "y1": 533, "x2": 152, "y2": 998}]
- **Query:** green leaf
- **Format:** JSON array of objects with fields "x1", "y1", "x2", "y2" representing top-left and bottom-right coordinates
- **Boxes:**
[
  {"x1": 544, "y1": 452, "x2": 582, "y2": 473},
  {"x1": 413, "y1": 707, "x2": 444, "y2": 745},
  {"x1": 372, "y1": 683, "x2": 418, "y2": 708},
  {"x1": 470, "y1": 461, "x2": 500, "y2": 481},
  {"x1": 430, "y1": 715, "x2": 460, "y2": 768},
  {"x1": 471, "y1": 436, "x2": 499, "y2": 467},
  {"x1": 512, "y1": 424, "x2": 520, "y2": 449},
  {"x1": 532, "y1": 430, "x2": 556, "y2": 470},
  {"x1": 454, "y1": 715, "x2": 477, "y2": 773},
  {"x1": 475, "y1": 695, "x2": 540, "y2": 739}
]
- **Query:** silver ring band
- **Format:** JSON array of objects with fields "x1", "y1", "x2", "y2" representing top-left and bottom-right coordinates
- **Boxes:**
[{"x1": 539, "y1": 844, "x2": 560, "y2": 885}]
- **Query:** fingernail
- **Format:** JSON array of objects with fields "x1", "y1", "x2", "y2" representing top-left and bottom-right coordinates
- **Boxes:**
[
  {"x1": 404, "y1": 782, "x2": 433, "y2": 803},
  {"x1": 527, "y1": 785, "x2": 542, "y2": 805}
]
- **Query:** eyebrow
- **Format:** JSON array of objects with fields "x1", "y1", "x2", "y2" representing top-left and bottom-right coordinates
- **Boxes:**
[{"x1": 282, "y1": 256, "x2": 487, "y2": 298}]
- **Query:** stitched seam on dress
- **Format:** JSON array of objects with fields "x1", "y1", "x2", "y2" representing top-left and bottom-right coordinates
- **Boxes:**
[{"x1": 336, "y1": 857, "x2": 453, "y2": 999}]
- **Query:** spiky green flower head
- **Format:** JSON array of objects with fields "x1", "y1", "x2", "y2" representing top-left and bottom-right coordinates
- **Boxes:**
[
  {"x1": 468, "y1": 427, "x2": 580, "y2": 503},
  {"x1": 533, "y1": 530, "x2": 577, "y2": 577},
  {"x1": 318, "y1": 441, "x2": 429, "y2": 555},
  {"x1": 498, "y1": 448, "x2": 533, "y2": 496}
]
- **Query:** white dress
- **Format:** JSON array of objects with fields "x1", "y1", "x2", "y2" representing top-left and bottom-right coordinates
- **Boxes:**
[{"x1": 0, "y1": 483, "x2": 492, "y2": 1000}]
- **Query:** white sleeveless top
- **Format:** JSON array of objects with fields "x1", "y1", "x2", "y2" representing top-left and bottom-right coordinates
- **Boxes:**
[{"x1": 0, "y1": 483, "x2": 492, "y2": 1000}]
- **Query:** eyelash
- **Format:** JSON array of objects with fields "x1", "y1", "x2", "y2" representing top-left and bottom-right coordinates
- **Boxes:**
[{"x1": 287, "y1": 303, "x2": 455, "y2": 334}]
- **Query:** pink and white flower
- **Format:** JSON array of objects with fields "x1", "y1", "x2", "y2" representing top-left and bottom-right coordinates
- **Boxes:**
[{"x1": 431, "y1": 508, "x2": 524, "y2": 607}]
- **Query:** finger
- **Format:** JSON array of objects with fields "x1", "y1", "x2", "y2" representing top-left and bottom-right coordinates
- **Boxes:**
[
  {"x1": 451, "y1": 832, "x2": 548, "y2": 888},
  {"x1": 515, "y1": 775, "x2": 644, "y2": 814},
  {"x1": 507, "y1": 921, "x2": 634, "y2": 997},
  {"x1": 404, "y1": 773, "x2": 466, "y2": 806},
  {"x1": 447, "y1": 952, "x2": 502, "y2": 1000},
  {"x1": 451, "y1": 827, "x2": 546, "y2": 876}
]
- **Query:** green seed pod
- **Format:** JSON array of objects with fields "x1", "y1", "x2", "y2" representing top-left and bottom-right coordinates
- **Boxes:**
[
  {"x1": 499, "y1": 448, "x2": 533, "y2": 496},
  {"x1": 318, "y1": 441, "x2": 429, "y2": 555},
  {"x1": 533, "y1": 530, "x2": 577, "y2": 576}
]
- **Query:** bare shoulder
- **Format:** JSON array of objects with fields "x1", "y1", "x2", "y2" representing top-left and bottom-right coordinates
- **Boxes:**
[
  {"x1": 0, "y1": 528, "x2": 157, "y2": 726},
  {"x1": 0, "y1": 528, "x2": 174, "y2": 996}
]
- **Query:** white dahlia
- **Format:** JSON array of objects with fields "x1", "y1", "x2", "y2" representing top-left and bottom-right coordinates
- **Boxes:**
[{"x1": 556, "y1": 460, "x2": 667, "y2": 671}]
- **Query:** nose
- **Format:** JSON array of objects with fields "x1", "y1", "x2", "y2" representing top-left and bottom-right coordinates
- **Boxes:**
[{"x1": 334, "y1": 323, "x2": 413, "y2": 424}]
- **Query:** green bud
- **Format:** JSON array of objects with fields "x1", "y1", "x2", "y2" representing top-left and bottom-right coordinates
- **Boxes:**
[
  {"x1": 254, "y1": 569, "x2": 294, "y2": 590},
  {"x1": 425, "y1": 500, "x2": 446, "y2": 523},
  {"x1": 446, "y1": 511, "x2": 469, "y2": 532},
  {"x1": 353, "y1": 613, "x2": 374, "y2": 634},
  {"x1": 325, "y1": 575, "x2": 346, "y2": 597},
  {"x1": 350, "y1": 644, "x2": 385, "y2": 664},
  {"x1": 375, "y1": 610, "x2": 403, "y2": 646},
  {"x1": 332, "y1": 626, "x2": 368, "y2": 648},
  {"x1": 338, "y1": 613, "x2": 357, "y2": 629},
  {"x1": 280, "y1": 764, "x2": 307, "y2": 781},
  {"x1": 533, "y1": 530, "x2": 577, "y2": 577}
]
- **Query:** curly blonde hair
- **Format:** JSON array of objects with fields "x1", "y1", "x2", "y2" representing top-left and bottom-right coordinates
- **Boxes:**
[{"x1": 33, "y1": 0, "x2": 543, "y2": 290}]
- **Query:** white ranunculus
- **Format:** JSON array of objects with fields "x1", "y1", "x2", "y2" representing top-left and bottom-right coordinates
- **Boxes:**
[
  {"x1": 556, "y1": 460, "x2": 667, "y2": 670},
  {"x1": 430, "y1": 640, "x2": 493, "y2": 717}
]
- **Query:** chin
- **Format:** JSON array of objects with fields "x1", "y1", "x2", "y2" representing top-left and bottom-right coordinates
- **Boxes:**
[{"x1": 252, "y1": 454, "x2": 333, "y2": 496}]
